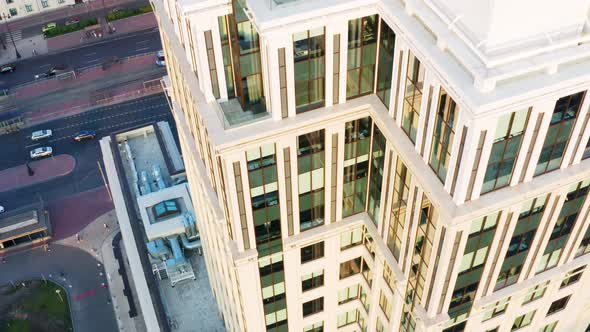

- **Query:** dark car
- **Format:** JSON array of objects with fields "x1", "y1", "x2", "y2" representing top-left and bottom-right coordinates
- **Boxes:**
[
  {"x1": 35, "y1": 65, "x2": 68, "y2": 79},
  {"x1": 0, "y1": 64, "x2": 15, "y2": 73},
  {"x1": 74, "y1": 130, "x2": 96, "y2": 142}
]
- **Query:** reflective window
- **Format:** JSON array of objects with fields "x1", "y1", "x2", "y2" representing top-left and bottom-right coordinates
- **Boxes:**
[
  {"x1": 387, "y1": 157, "x2": 412, "y2": 260},
  {"x1": 346, "y1": 15, "x2": 378, "y2": 99},
  {"x1": 298, "y1": 130, "x2": 325, "y2": 231},
  {"x1": 367, "y1": 126, "x2": 386, "y2": 224},
  {"x1": 429, "y1": 89, "x2": 458, "y2": 183},
  {"x1": 535, "y1": 91, "x2": 585, "y2": 176},
  {"x1": 482, "y1": 109, "x2": 529, "y2": 194},
  {"x1": 343, "y1": 117, "x2": 372, "y2": 217},
  {"x1": 293, "y1": 28, "x2": 325, "y2": 113},
  {"x1": 401, "y1": 52, "x2": 425, "y2": 143},
  {"x1": 511, "y1": 311, "x2": 535, "y2": 331},
  {"x1": 376, "y1": 19, "x2": 396, "y2": 108}
]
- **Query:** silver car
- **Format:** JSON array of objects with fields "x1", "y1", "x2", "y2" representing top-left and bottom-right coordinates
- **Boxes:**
[
  {"x1": 30, "y1": 147, "x2": 53, "y2": 159},
  {"x1": 31, "y1": 129, "x2": 53, "y2": 141}
]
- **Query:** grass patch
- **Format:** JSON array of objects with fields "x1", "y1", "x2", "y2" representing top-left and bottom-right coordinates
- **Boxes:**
[
  {"x1": 0, "y1": 319, "x2": 30, "y2": 332},
  {"x1": 21, "y1": 282, "x2": 71, "y2": 328},
  {"x1": 44, "y1": 18, "x2": 99, "y2": 38},
  {"x1": 106, "y1": 5, "x2": 153, "y2": 22}
]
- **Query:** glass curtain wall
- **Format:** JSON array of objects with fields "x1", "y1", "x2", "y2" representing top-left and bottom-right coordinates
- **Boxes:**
[
  {"x1": 218, "y1": 16, "x2": 235, "y2": 98},
  {"x1": 367, "y1": 126, "x2": 386, "y2": 224},
  {"x1": 429, "y1": 89, "x2": 458, "y2": 183},
  {"x1": 448, "y1": 213, "x2": 500, "y2": 321},
  {"x1": 401, "y1": 52, "x2": 425, "y2": 143},
  {"x1": 297, "y1": 130, "x2": 326, "y2": 231},
  {"x1": 387, "y1": 157, "x2": 412, "y2": 260},
  {"x1": 246, "y1": 144, "x2": 288, "y2": 331},
  {"x1": 535, "y1": 91, "x2": 585, "y2": 176},
  {"x1": 400, "y1": 196, "x2": 438, "y2": 332},
  {"x1": 225, "y1": 0, "x2": 266, "y2": 113},
  {"x1": 536, "y1": 180, "x2": 590, "y2": 273},
  {"x1": 343, "y1": 117, "x2": 372, "y2": 217},
  {"x1": 494, "y1": 195, "x2": 548, "y2": 290},
  {"x1": 376, "y1": 19, "x2": 396, "y2": 108},
  {"x1": 346, "y1": 15, "x2": 378, "y2": 99},
  {"x1": 293, "y1": 28, "x2": 325, "y2": 113},
  {"x1": 482, "y1": 109, "x2": 529, "y2": 194}
]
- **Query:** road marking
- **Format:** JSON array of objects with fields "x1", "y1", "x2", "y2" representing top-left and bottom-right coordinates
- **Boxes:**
[
  {"x1": 136, "y1": 40, "x2": 149, "y2": 44},
  {"x1": 84, "y1": 52, "x2": 97, "y2": 56},
  {"x1": 86, "y1": 59, "x2": 100, "y2": 63},
  {"x1": 25, "y1": 143, "x2": 40, "y2": 148},
  {"x1": 136, "y1": 47, "x2": 150, "y2": 52},
  {"x1": 39, "y1": 64, "x2": 51, "y2": 68}
]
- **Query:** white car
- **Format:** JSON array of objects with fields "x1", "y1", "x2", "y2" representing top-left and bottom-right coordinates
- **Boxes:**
[
  {"x1": 0, "y1": 206, "x2": 4, "y2": 214},
  {"x1": 30, "y1": 147, "x2": 53, "y2": 159},
  {"x1": 31, "y1": 129, "x2": 53, "y2": 141},
  {"x1": 156, "y1": 50, "x2": 165, "y2": 67}
]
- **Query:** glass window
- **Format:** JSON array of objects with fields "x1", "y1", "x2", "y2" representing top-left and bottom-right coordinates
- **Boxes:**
[
  {"x1": 341, "y1": 227, "x2": 364, "y2": 250},
  {"x1": 343, "y1": 117, "x2": 372, "y2": 217},
  {"x1": 340, "y1": 257, "x2": 362, "y2": 279},
  {"x1": 346, "y1": 15, "x2": 378, "y2": 99},
  {"x1": 337, "y1": 309, "x2": 359, "y2": 328},
  {"x1": 429, "y1": 89, "x2": 458, "y2": 183},
  {"x1": 482, "y1": 297, "x2": 510, "y2": 321},
  {"x1": 387, "y1": 157, "x2": 412, "y2": 260},
  {"x1": 302, "y1": 270, "x2": 324, "y2": 292},
  {"x1": 152, "y1": 200, "x2": 180, "y2": 220},
  {"x1": 303, "y1": 321, "x2": 323, "y2": 332},
  {"x1": 224, "y1": 1, "x2": 266, "y2": 113},
  {"x1": 378, "y1": 290, "x2": 392, "y2": 320},
  {"x1": 522, "y1": 281, "x2": 548, "y2": 304},
  {"x1": 367, "y1": 125, "x2": 386, "y2": 224},
  {"x1": 41, "y1": 0, "x2": 48, "y2": 8},
  {"x1": 535, "y1": 91, "x2": 585, "y2": 176},
  {"x1": 537, "y1": 180, "x2": 590, "y2": 273},
  {"x1": 301, "y1": 242, "x2": 324, "y2": 263},
  {"x1": 495, "y1": 195, "x2": 548, "y2": 290},
  {"x1": 576, "y1": 225, "x2": 590, "y2": 257},
  {"x1": 560, "y1": 265, "x2": 585, "y2": 288},
  {"x1": 540, "y1": 321, "x2": 558, "y2": 332},
  {"x1": 218, "y1": 16, "x2": 235, "y2": 98},
  {"x1": 298, "y1": 130, "x2": 325, "y2": 231},
  {"x1": 511, "y1": 310, "x2": 535, "y2": 331},
  {"x1": 338, "y1": 284, "x2": 360, "y2": 304},
  {"x1": 376, "y1": 19, "x2": 396, "y2": 108},
  {"x1": 401, "y1": 52, "x2": 425, "y2": 143},
  {"x1": 25, "y1": 4, "x2": 32, "y2": 12},
  {"x1": 293, "y1": 28, "x2": 325, "y2": 113},
  {"x1": 302, "y1": 297, "x2": 323, "y2": 317},
  {"x1": 546, "y1": 296, "x2": 570, "y2": 316},
  {"x1": 9, "y1": 8, "x2": 17, "y2": 16},
  {"x1": 482, "y1": 109, "x2": 529, "y2": 193}
]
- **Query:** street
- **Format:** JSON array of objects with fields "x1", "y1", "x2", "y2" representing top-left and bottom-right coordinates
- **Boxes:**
[
  {"x1": 0, "y1": 93, "x2": 175, "y2": 210},
  {"x1": 0, "y1": 28, "x2": 162, "y2": 88}
]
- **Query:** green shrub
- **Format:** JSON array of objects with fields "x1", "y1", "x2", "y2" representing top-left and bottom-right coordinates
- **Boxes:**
[
  {"x1": 44, "y1": 18, "x2": 99, "y2": 38},
  {"x1": 106, "y1": 5, "x2": 153, "y2": 22}
]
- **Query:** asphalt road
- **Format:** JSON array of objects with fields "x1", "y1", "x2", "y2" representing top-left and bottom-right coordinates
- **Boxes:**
[
  {"x1": 0, "y1": 93, "x2": 175, "y2": 209},
  {"x1": 0, "y1": 29, "x2": 162, "y2": 88},
  {"x1": 0, "y1": 244, "x2": 118, "y2": 332}
]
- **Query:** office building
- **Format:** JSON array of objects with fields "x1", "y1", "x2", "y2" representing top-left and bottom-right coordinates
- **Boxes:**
[{"x1": 152, "y1": 0, "x2": 590, "y2": 331}]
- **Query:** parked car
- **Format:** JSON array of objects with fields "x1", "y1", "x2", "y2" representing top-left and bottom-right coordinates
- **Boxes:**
[
  {"x1": 30, "y1": 147, "x2": 53, "y2": 159},
  {"x1": 65, "y1": 17, "x2": 80, "y2": 26},
  {"x1": 31, "y1": 129, "x2": 53, "y2": 141},
  {"x1": 0, "y1": 205, "x2": 4, "y2": 214},
  {"x1": 0, "y1": 64, "x2": 15, "y2": 73},
  {"x1": 42, "y1": 22, "x2": 57, "y2": 33},
  {"x1": 156, "y1": 50, "x2": 165, "y2": 67},
  {"x1": 35, "y1": 65, "x2": 68, "y2": 79},
  {"x1": 74, "y1": 130, "x2": 96, "y2": 142}
]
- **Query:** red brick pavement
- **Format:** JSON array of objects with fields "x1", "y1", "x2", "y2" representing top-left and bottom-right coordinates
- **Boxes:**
[
  {"x1": 49, "y1": 186, "x2": 114, "y2": 240},
  {"x1": 0, "y1": 154, "x2": 76, "y2": 193},
  {"x1": 111, "y1": 12, "x2": 156, "y2": 35}
]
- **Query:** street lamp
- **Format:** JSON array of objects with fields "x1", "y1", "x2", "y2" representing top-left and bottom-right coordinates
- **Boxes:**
[{"x1": 0, "y1": 13, "x2": 20, "y2": 59}]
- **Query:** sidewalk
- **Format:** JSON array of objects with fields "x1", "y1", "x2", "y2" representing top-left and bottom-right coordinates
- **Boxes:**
[
  {"x1": 0, "y1": 154, "x2": 76, "y2": 192},
  {"x1": 0, "y1": 8, "x2": 157, "y2": 65}
]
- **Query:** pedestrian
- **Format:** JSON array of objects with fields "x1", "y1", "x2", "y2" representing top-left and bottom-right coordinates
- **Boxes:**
[{"x1": 2, "y1": 257, "x2": 6, "y2": 264}]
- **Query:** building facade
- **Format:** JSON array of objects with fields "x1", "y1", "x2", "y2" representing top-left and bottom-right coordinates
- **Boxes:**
[
  {"x1": 152, "y1": 0, "x2": 590, "y2": 331},
  {"x1": 0, "y1": 0, "x2": 75, "y2": 21}
]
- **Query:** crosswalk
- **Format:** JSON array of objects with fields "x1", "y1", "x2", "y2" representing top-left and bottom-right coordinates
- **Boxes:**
[{"x1": 1, "y1": 30, "x2": 22, "y2": 44}]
